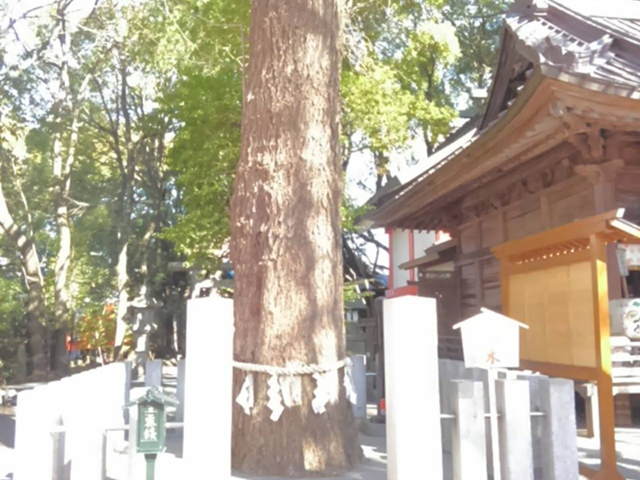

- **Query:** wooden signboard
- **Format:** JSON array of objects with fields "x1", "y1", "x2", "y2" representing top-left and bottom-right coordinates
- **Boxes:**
[
  {"x1": 453, "y1": 308, "x2": 528, "y2": 369},
  {"x1": 492, "y1": 209, "x2": 640, "y2": 480}
]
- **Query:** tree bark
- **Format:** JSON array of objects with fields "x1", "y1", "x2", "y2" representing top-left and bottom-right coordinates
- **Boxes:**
[
  {"x1": 0, "y1": 171, "x2": 47, "y2": 376},
  {"x1": 113, "y1": 59, "x2": 137, "y2": 355},
  {"x1": 230, "y1": 0, "x2": 361, "y2": 475},
  {"x1": 51, "y1": 5, "x2": 80, "y2": 373}
]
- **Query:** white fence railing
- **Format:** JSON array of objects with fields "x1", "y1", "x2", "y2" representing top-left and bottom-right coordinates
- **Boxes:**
[
  {"x1": 384, "y1": 296, "x2": 579, "y2": 480},
  {"x1": 13, "y1": 362, "x2": 130, "y2": 480}
]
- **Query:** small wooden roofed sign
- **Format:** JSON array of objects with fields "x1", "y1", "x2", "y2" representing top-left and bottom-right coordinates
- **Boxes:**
[
  {"x1": 492, "y1": 208, "x2": 640, "y2": 480},
  {"x1": 453, "y1": 308, "x2": 529, "y2": 369}
]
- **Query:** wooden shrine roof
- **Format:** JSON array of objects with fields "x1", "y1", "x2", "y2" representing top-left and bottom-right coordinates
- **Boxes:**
[
  {"x1": 366, "y1": 0, "x2": 640, "y2": 231},
  {"x1": 492, "y1": 208, "x2": 640, "y2": 265}
]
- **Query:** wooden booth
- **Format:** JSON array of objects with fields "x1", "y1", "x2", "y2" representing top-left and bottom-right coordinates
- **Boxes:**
[{"x1": 493, "y1": 209, "x2": 640, "y2": 480}]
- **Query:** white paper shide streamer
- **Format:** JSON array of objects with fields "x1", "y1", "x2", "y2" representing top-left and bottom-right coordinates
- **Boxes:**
[
  {"x1": 279, "y1": 374, "x2": 302, "y2": 407},
  {"x1": 235, "y1": 374, "x2": 255, "y2": 415},
  {"x1": 233, "y1": 358, "x2": 357, "y2": 422},
  {"x1": 343, "y1": 358, "x2": 357, "y2": 405},
  {"x1": 266, "y1": 374, "x2": 285, "y2": 421}
]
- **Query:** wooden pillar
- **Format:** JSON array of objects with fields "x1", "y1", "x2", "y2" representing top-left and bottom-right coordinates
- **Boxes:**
[
  {"x1": 387, "y1": 229, "x2": 394, "y2": 290},
  {"x1": 578, "y1": 383, "x2": 600, "y2": 440},
  {"x1": 589, "y1": 233, "x2": 623, "y2": 480}
]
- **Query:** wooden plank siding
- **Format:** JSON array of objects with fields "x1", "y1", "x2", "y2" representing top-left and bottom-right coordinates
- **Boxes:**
[
  {"x1": 454, "y1": 171, "x2": 605, "y2": 322},
  {"x1": 615, "y1": 168, "x2": 640, "y2": 223}
]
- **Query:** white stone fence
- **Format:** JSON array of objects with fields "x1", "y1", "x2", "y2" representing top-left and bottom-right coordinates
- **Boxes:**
[
  {"x1": 384, "y1": 295, "x2": 579, "y2": 480},
  {"x1": 13, "y1": 362, "x2": 130, "y2": 480},
  {"x1": 12, "y1": 296, "x2": 580, "y2": 480}
]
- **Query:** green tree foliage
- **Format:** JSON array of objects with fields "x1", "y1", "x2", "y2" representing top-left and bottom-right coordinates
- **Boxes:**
[
  {"x1": 442, "y1": 0, "x2": 510, "y2": 100},
  {"x1": 0, "y1": 0, "x2": 509, "y2": 377},
  {"x1": 0, "y1": 277, "x2": 26, "y2": 382},
  {"x1": 158, "y1": 0, "x2": 248, "y2": 268}
]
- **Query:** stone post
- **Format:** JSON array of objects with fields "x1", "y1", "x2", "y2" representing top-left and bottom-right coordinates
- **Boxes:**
[
  {"x1": 183, "y1": 297, "x2": 234, "y2": 479},
  {"x1": 496, "y1": 379, "x2": 533, "y2": 480},
  {"x1": 384, "y1": 296, "x2": 442, "y2": 480},
  {"x1": 351, "y1": 355, "x2": 367, "y2": 420},
  {"x1": 14, "y1": 383, "x2": 61, "y2": 480},
  {"x1": 451, "y1": 380, "x2": 487, "y2": 480},
  {"x1": 176, "y1": 359, "x2": 186, "y2": 422},
  {"x1": 61, "y1": 370, "x2": 105, "y2": 480},
  {"x1": 539, "y1": 378, "x2": 579, "y2": 480},
  {"x1": 126, "y1": 387, "x2": 147, "y2": 480},
  {"x1": 145, "y1": 359, "x2": 163, "y2": 388}
]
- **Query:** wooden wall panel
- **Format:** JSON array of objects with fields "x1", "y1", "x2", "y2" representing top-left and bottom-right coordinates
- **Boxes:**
[
  {"x1": 616, "y1": 170, "x2": 640, "y2": 223},
  {"x1": 460, "y1": 224, "x2": 479, "y2": 254},
  {"x1": 460, "y1": 263, "x2": 478, "y2": 319},
  {"x1": 481, "y1": 215, "x2": 502, "y2": 248},
  {"x1": 525, "y1": 270, "x2": 548, "y2": 363},
  {"x1": 505, "y1": 209, "x2": 543, "y2": 241},
  {"x1": 508, "y1": 261, "x2": 596, "y2": 369},
  {"x1": 568, "y1": 262, "x2": 596, "y2": 368},
  {"x1": 549, "y1": 190, "x2": 595, "y2": 228},
  {"x1": 505, "y1": 215, "x2": 526, "y2": 241},
  {"x1": 481, "y1": 257, "x2": 501, "y2": 310},
  {"x1": 545, "y1": 266, "x2": 573, "y2": 366}
]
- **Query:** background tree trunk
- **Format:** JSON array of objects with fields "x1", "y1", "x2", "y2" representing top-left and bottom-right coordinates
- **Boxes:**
[
  {"x1": 230, "y1": 0, "x2": 361, "y2": 475},
  {"x1": 0, "y1": 175, "x2": 47, "y2": 377},
  {"x1": 51, "y1": 5, "x2": 74, "y2": 373},
  {"x1": 113, "y1": 59, "x2": 137, "y2": 356}
]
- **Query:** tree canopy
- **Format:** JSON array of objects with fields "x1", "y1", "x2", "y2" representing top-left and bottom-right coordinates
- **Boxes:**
[{"x1": 0, "y1": 0, "x2": 508, "y2": 380}]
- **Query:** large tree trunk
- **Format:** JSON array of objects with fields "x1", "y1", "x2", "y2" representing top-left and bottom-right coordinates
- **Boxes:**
[
  {"x1": 0, "y1": 174, "x2": 47, "y2": 376},
  {"x1": 230, "y1": 0, "x2": 361, "y2": 475}
]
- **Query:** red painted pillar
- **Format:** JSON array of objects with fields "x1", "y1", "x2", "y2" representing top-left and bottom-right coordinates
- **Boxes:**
[
  {"x1": 387, "y1": 228, "x2": 394, "y2": 291},
  {"x1": 409, "y1": 230, "x2": 415, "y2": 282}
]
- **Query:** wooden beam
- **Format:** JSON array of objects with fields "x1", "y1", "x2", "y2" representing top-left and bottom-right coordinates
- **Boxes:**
[
  {"x1": 492, "y1": 209, "x2": 624, "y2": 260},
  {"x1": 589, "y1": 233, "x2": 624, "y2": 480},
  {"x1": 518, "y1": 360, "x2": 598, "y2": 382},
  {"x1": 504, "y1": 248, "x2": 591, "y2": 275}
]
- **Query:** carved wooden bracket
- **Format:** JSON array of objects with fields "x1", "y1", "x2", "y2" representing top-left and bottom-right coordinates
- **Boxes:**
[
  {"x1": 574, "y1": 159, "x2": 625, "y2": 185},
  {"x1": 568, "y1": 130, "x2": 606, "y2": 160}
]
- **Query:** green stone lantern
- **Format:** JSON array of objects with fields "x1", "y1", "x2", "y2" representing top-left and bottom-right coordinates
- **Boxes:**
[{"x1": 124, "y1": 387, "x2": 179, "y2": 480}]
